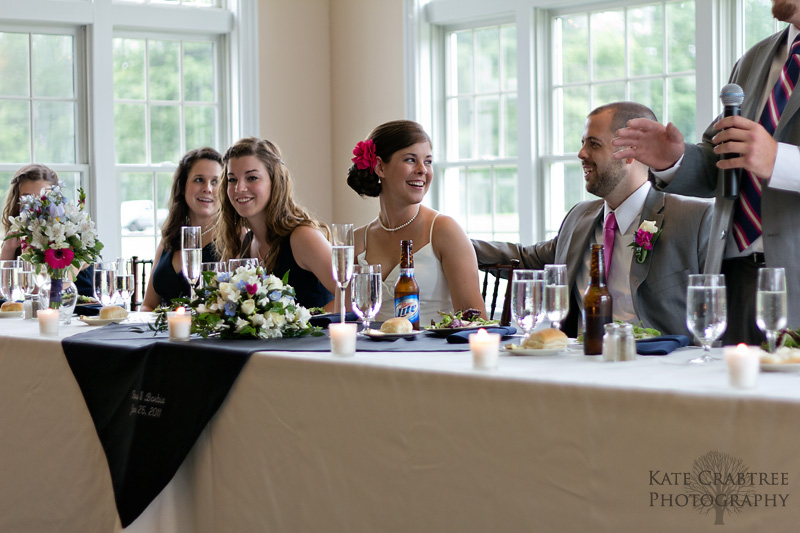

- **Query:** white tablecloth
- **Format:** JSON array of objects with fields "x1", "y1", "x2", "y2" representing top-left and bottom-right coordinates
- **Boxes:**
[{"x1": 1, "y1": 316, "x2": 799, "y2": 532}]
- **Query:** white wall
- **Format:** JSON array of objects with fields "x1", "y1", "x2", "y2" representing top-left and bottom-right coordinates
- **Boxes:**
[{"x1": 259, "y1": 0, "x2": 405, "y2": 228}]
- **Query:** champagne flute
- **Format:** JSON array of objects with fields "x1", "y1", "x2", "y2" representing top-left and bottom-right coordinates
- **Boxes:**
[
  {"x1": 93, "y1": 261, "x2": 117, "y2": 306},
  {"x1": 181, "y1": 226, "x2": 202, "y2": 291},
  {"x1": 331, "y1": 223, "x2": 354, "y2": 324},
  {"x1": 686, "y1": 274, "x2": 727, "y2": 364},
  {"x1": 757, "y1": 267, "x2": 787, "y2": 354},
  {"x1": 510, "y1": 270, "x2": 544, "y2": 336},
  {"x1": 544, "y1": 264, "x2": 569, "y2": 330},
  {"x1": 351, "y1": 264, "x2": 382, "y2": 333},
  {"x1": 115, "y1": 258, "x2": 134, "y2": 311}
]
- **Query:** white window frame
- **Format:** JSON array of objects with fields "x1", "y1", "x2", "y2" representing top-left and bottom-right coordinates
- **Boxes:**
[
  {"x1": 0, "y1": 0, "x2": 258, "y2": 259},
  {"x1": 407, "y1": 0, "x2": 747, "y2": 245}
]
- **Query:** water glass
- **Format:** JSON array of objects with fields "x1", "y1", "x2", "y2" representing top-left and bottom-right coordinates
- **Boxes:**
[
  {"x1": 686, "y1": 274, "x2": 727, "y2": 364},
  {"x1": 181, "y1": 226, "x2": 202, "y2": 287},
  {"x1": 200, "y1": 261, "x2": 226, "y2": 287},
  {"x1": 228, "y1": 258, "x2": 259, "y2": 272},
  {"x1": 93, "y1": 261, "x2": 118, "y2": 305},
  {"x1": 756, "y1": 267, "x2": 787, "y2": 354},
  {"x1": 351, "y1": 264, "x2": 382, "y2": 332},
  {"x1": 0, "y1": 260, "x2": 19, "y2": 300},
  {"x1": 331, "y1": 223, "x2": 354, "y2": 324},
  {"x1": 510, "y1": 269, "x2": 544, "y2": 335},
  {"x1": 544, "y1": 264, "x2": 569, "y2": 330}
]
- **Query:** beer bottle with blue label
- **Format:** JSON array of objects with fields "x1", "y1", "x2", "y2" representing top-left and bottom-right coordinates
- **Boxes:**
[{"x1": 394, "y1": 239, "x2": 420, "y2": 329}]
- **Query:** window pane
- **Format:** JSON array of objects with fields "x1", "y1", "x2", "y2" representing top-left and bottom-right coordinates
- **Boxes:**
[
  {"x1": 667, "y1": 75, "x2": 696, "y2": 140},
  {"x1": 495, "y1": 166, "x2": 518, "y2": 234},
  {"x1": 32, "y1": 34, "x2": 74, "y2": 98},
  {"x1": 503, "y1": 94, "x2": 517, "y2": 158},
  {"x1": 115, "y1": 103, "x2": 146, "y2": 164},
  {"x1": 630, "y1": 78, "x2": 664, "y2": 121},
  {"x1": 593, "y1": 82, "x2": 626, "y2": 107},
  {"x1": 666, "y1": 0, "x2": 696, "y2": 73},
  {"x1": 476, "y1": 96, "x2": 499, "y2": 158},
  {"x1": 58, "y1": 171, "x2": 80, "y2": 200},
  {"x1": 447, "y1": 97, "x2": 473, "y2": 160},
  {"x1": 184, "y1": 41, "x2": 214, "y2": 102},
  {"x1": 591, "y1": 10, "x2": 625, "y2": 81},
  {"x1": 449, "y1": 31, "x2": 473, "y2": 96},
  {"x1": 557, "y1": 14, "x2": 588, "y2": 84},
  {"x1": 156, "y1": 171, "x2": 173, "y2": 213},
  {"x1": 546, "y1": 162, "x2": 586, "y2": 237},
  {"x1": 0, "y1": 33, "x2": 30, "y2": 97},
  {"x1": 150, "y1": 104, "x2": 181, "y2": 163},
  {"x1": 629, "y1": 5, "x2": 663, "y2": 77},
  {"x1": 745, "y1": 0, "x2": 776, "y2": 50},
  {"x1": 560, "y1": 86, "x2": 589, "y2": 154},
  {"x1": 33, "y1": 101, "x2": 75, "y2": 163},
  {"x1": 467, "y1": 167, "x2": 491, "y2": 233},
  {"x1": 120, "y1": 172, "x2": 155, "y2": 232},
  {"x1": 0, "y1": 101, "x2": 32, "y2": 163},
  {"x1": 441, "y1": 167, "x2": 467, "y2": 227},
  {"x1": 0, "y1": 172, "x2": 12, "y2": 216},
  {"x1": 501, "y1": 25, "x2": 517, "y2": 91},
  {"x1": 149, "y1": 40, "x2": 180, "y2": 101},
  {"x1": 185, "y1": 106, "x2": 215, "y2": 150},
  {"x1": 475, "y1": 27, "x2": 499, "y2": 93},
  {"x1": 114, "y1": 38, "x2": 146, "y2": 100}
]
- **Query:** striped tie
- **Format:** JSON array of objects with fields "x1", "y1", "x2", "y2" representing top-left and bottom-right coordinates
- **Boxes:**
[{"x1": 733, "y1": 34, "x2": 800, "y2": 251}]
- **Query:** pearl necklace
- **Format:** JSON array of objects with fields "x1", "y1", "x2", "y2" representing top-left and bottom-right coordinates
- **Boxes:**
[
  {"x1": 377, "y1": 205, "x2": 421, "y2": 232},
  {"x1": 201, "y1": 224, "x2": 216, "y2": 237}
]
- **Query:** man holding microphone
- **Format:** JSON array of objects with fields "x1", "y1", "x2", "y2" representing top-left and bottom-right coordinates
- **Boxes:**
[{"x1": 612, "y1": 0, "x2": 800, "y2": 344}]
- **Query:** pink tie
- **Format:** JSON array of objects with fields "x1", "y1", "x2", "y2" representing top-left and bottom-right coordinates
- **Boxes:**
[{"x1": 603, "y1": 212, "x2": 617, "y2": 280}]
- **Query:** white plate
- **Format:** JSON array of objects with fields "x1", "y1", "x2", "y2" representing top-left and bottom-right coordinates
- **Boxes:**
[
  {"x1": 424, "y1": 325, "x2": 499, "y2": 337},
  {"x1": 0, "y1": 310, "x2": 23, "y2": 319},
  {"x1": 362, "y1": 329, "x2": 423, "y2": 341},
  {"x1": 502, "y1": 345, "x2": 565, "y2": 356},
  {"x1": 79, "y1": 316, "x2": 127, "y2": 326},
  {"x1": 760, "y1": 362, "x2": 800, "y2": 373}
]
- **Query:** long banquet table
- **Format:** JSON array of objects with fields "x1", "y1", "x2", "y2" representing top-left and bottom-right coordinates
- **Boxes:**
[{"x1": 2, "y1": 315, "x2": 800, "y2": 532}]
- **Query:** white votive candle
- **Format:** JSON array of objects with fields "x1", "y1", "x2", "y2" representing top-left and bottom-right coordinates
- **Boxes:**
[
  {"x1": 37, "y1": 308, "x2": 59, "y2": 335},
  {"x1": 470, "y1": 328, "x2": 500, "y2": 371},
  {"x1": 330, "y1": 322, "x2": 357, "y2": 357},
  {"x1": 167, "y1": 307, "x2": 192, "y2": 341},
  {"x1": 725, "y1": 343, "x2": 760, "y2": 389}
]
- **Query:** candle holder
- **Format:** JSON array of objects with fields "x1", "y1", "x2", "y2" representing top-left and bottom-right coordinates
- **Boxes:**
[
  {"x1": 470, "y1": 328, "x2": 500, "y2": 370},
  {"x1": 330, "y1": 322, "x2": 357, "y2": 357},
  {"x1": 167, "y1": 307, "x2": 192, "y2": 341}
]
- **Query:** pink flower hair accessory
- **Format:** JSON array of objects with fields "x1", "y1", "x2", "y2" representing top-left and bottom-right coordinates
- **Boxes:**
[{"x1": 352, "y1": 139, "x2": 377, "y2": 171}]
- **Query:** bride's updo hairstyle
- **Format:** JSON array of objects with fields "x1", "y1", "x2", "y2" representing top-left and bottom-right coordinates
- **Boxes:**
[{"x1": 346, "y1": 120, "x2": 432, "y2": 198}]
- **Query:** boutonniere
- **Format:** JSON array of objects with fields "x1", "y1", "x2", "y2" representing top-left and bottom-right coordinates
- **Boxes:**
[{"x1": 628, "y1": 220, "x2": 662, "y2": 263}]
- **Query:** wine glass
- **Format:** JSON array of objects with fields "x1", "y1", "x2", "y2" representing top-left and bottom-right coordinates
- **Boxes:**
[
  {"x1": 93, "y1": 261, "x2": 117, "y2": 305},
  {"x1": 351, "y1": 264, "x2": 382, "y2": 333},
  {"x1": 200, "y1": 261, "x2": 226, "y2": 288},
  {"x1": 510, "y1": 270, "x2": 545, "y2": 336},
  {"x1": 544, "y1": 264, "x2": 569, "y2": 330},
  {"x1": 115, "y1": 258, "x2": 134, "y2": 311},
  {"x1": 331, "y1": 223, "x2": 354, "y2": 324},
  {"x1": 228, "y1": 258, "x2": 259, "y2": 272},
  {"x1": 181, "y1": 226, "x2": 202, "y2": 290},
  {"x1": 686, "y1": 274, "x2": 727, "y2": 364},
  {"x1": 757, "y1": 267, "x2": 787, "y2": 354}
]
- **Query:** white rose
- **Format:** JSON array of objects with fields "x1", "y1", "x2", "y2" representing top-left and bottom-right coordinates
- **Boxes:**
[
  {"x1": 266, "y1": 276, "x2": 283, "y2": 291},
  {"x1": 251, "y1": 313, "x2": 266, "y2": 327},
  {"x1": 269, "y1": 311, "x2": 286, "y2": 328},
  {"x1": 234, "y1": 317, "x2": 249, "y2": 333},
  {"x1": 240, "y1": 299, "x2": 256, "y2": 316},
  {"x1": 639, "y1": 220, "x2": 657, "y2": 234}
]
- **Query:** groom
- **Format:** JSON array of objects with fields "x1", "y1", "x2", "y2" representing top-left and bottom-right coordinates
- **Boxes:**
[{"x1": 473, "y1": 102, "x2": 713, "y2": 337}]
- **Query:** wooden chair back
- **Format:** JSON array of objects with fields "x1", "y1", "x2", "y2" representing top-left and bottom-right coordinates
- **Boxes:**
[
  {"x1": 131, "y1": 256, "x2": 154, "y2": 311},
  {"x1": 479, "y1": 258, "x2": 520, "y2": 326}
]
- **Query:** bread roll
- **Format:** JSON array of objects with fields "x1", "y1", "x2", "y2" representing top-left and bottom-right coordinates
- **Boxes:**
[
  {"x1": 0, "y1": 301, "x2": 23, "y2": 312},
  {"x1": 99, "y1": 305, "x2": 128, "y2": 320},
  {"x1": 380, "y1": 317, "x2": 413, "y2": 334},
  {"x1": 522, "y1": 328, "x2": 568, "y2": 350}
]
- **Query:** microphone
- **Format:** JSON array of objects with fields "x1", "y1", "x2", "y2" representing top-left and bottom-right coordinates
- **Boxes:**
[{"x1": 720, "y1": 83, "x2": 745, "y2": 199}]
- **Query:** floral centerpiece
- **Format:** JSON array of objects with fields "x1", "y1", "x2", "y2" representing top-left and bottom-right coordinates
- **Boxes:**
[
  {"x1": 6, "y1": 182, "x2": 103, "y2": 317},
  {"x1": 153, "y1": 265, "x2": 320, "y2": 339}
]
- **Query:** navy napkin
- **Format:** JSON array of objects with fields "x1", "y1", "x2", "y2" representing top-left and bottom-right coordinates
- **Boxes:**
[
  {"x1": 446, "y1": 326, "x2": 517, "y2": 344},
  {"x1": 75, "y1": 303, "x2": 104, "y2": 316},
  {"x1": 636, "y1": 335, "x2": 691, "y2": 355},
  {"x1": 309, "y1": 312, "x2": 360, "y2": 328}
]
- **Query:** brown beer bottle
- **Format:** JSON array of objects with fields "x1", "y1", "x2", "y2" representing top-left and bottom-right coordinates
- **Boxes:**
[
  {"x1": 394, "y1": 240, "x2": 420, "y2": 330},
  {"x1": 583, "y1": 244, "x2": 613, "y2": 355}
]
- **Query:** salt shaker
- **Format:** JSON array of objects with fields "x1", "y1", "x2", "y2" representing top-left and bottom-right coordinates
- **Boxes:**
[
  {"x1": 602, "y1": 323, "x2": 619, "y2": 362},
  {"x1": 617, "y1": 323, "x2": 637, "y2": 361}
]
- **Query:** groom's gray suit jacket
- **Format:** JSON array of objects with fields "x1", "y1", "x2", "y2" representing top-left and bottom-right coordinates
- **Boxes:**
[{"x1": 473, "y1": 188, "x2": 712, "y2": 337}]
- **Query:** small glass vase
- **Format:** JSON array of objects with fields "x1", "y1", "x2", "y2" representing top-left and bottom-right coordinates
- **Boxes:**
[{"x1": 42, "y1": 271, "x2": 78, "y2": 324}]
